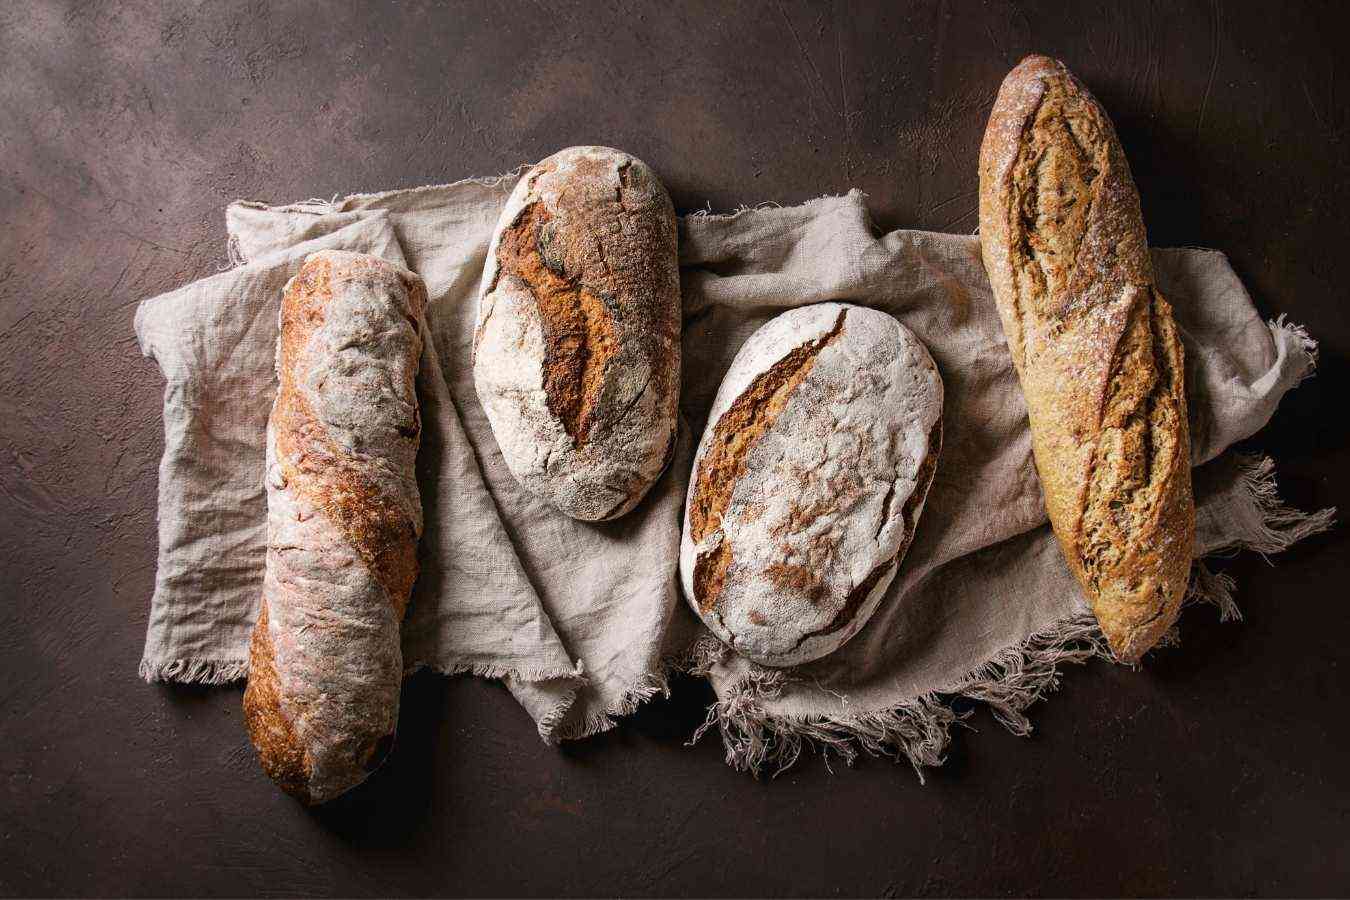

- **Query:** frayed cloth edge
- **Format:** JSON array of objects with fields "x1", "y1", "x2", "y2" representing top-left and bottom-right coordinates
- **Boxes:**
[
  {"x1": 684, "y1": 190, "x2": 865, "y2": 221},
  {"x1": 1218, "y1": 452, "x2": 1336, "y2": 559},
  {"x1": 544, "y1": 662, "x2": 681, "y2": 743},
  {"x1": 140, "y1": 655, "x2": 584, "y2": 692},
  {"x1": 405, "y1": 657, "x2": 589, "y2": 744},
  {"x1": 410, "y1": 655, "x2": 683, "y2": 746},
  {"x1": 1269, "y1": 315, "x2": 1320, "y2": 389},
  {"x1": 405, "y1": 658, "x2": 583, "y2": 685},
  {"x1": 139, "y1": 657, "x2": 249, "y2": 685},
  {"x1": 229, "y1": 166, "x2": 529, "y2": 219},
  {"x1": 689, "y1": 454, "x2": 1334, "y2": 780}
]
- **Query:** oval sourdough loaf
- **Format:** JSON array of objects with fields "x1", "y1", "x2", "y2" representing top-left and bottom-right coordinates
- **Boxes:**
[
  {"x1": 978, "y1": 55, "x2": 1195, "y2": 662},
  {"x1": 680, "y1": 302, "x2": 943, "y2": 668},
  {"x1": 474, "y1": 146, "x2": 681, "y2": 521},
  {"x1": 243, "y1": 250, "x2": 427, "y2": 804}
]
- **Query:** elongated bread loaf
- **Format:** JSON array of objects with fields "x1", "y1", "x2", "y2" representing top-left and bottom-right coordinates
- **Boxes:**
[
  {"x1": 680, "y1": 303, "x2": 943, "y2": 668},
  {"x1": 243, "y1": 250, "x2": 427, "y2": 804},
  {"x1": 978, "y1": 55, "x2": 1194, "y2": 662},
  {"x1": 474, "y1": 146, "x2": 681, "y2": 521}
]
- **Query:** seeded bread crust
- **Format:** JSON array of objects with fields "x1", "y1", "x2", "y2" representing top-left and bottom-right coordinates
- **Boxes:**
[
  {"x1": 977, "y1": 55, "x2": 1195, "y2": 662},
  {"x1": 242, "y1": 250, "x2": 426, "y2": 804},
  {"x1": 473, "y1": 146, "x2": 681, "y2": 521},
  {"x1": 680, "y1": 303, "x2": 943, "y2": 668}
]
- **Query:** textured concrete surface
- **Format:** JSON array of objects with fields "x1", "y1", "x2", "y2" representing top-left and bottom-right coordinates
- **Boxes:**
[{"x1": 2, "y1": 1, "x2": 1347, "y2": 896}]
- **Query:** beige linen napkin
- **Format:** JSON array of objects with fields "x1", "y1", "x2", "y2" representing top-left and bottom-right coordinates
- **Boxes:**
[
  {"x1": 676, "y1": 195, "x2": 1332, "y2": 775},
  {"x1": 136, "y1": 209, "x2": 584, "y2": 735},
  {"x1": 137, "y1": 178, "x2": 1330, "y2": 768}
]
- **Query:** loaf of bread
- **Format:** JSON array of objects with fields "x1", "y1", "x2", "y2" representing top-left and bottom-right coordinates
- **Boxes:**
[
  {"x1": 680, "y1": 303, "x2": 943, "y2": 668},
  {"x1": 978, "y1": 55, "x2": 1195, "y2": 662},
  {"x1": 243, "y1": 250, "x2": 427, "y2": 804},
  {"x1": 473, "y1": 145, "x2": 681, "y2": 521}
]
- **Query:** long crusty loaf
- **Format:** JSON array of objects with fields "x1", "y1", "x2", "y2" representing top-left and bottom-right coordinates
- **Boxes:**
[
  {"x1": 474, "y1": 146, "x2": 681, "y2": 521},
  {"x1": 680, "y1": 303, "x2": 943, "y2": 668},
  {"x1": 243, "y1": 250, "x2": 427, "y2": 804},
  {"x1": 978, "y1": 55, "x2": 1194, "y2": 662}
]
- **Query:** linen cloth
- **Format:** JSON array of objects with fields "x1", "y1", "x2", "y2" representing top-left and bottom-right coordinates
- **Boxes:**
[{"x1": 136, "y1": 177, "x2": 1329, "y2": 765}]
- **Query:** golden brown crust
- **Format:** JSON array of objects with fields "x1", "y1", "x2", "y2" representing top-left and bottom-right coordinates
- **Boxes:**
[
  {"x1": 493, "y1": 202, "x2": 617, "y2": 447},
  {"x1": 242, "y1": 603, "x2": 312, "y2": 804},
  {"x1": 273, "y1": 256, "x2": 424, "y2": 613},
  {"x1": 244, "y1": 251, "x2": 424, "y2": 804},
  {"x1": 978, "y1": 55, "x2": 1195, "y2": 662},
  {"x1": 473, "y1": 147, "x2": 681, "y2": 521}
]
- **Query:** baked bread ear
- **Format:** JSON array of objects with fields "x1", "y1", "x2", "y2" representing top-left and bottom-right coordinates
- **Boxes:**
[
  {"x1": 978, "y1": 55, "x2": 1194, "y2": 662},
  {"x1": 242, "y1": 250, "x2": 427, "y2": 803}
]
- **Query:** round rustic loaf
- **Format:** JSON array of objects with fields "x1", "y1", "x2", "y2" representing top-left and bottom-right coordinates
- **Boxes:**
[
  {"x1": 680, "y1": 302, "x2": 943, "y2": 668},
  {"x1": 473, "y1": 146, "x2": 681, "y2": 521}
]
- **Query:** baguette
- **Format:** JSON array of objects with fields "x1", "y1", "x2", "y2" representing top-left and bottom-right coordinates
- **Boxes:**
[
  {"x1": 243, "y1": 250, "x2": 427, "y2": 803},
  {"x1": 978, "y1": 55, "x2": 1194, "y2": 662},
  {"x1": 474, "y1": 146, "x2": 681, "y2": 521},
  {"x1": 680, "y1": 303, "x2": 943, "y2": 667}
]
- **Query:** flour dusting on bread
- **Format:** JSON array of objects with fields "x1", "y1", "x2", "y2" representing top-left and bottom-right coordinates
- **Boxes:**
[
  {"x1": 243, "y1": 250, "x2": 426, "y2": 804},
  {"x1": 474, "y1": 146, "x2": 680, "y2": 521},
  {"x1": 680, "y1": 303, "x2": 944, "y2": 668}
]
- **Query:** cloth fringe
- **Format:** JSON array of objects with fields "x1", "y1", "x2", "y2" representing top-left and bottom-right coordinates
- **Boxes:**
[
  {"x1": 536, "y1": 682, "x2": 585, "y2": 743},
  {"x1": 1187, "y1": 561, "x2": 1241, "y2": 622},
  {"x1": 686, "y1": 200, "x2": 787, "y2": 220},
  {"x1": 226, "y1": 166, "x2": 530, "y2": 267},
  {"x1": 1269, "y1": 315, "x2": 1320, "y2": 389},
  {"x1": 415, "y1": 654, "x2": 685, "y2": 745},
  {"x1": 405, "y1": 657, "x2": 583, "y2": 684},
  {"x1": 547, "y1": 662, "x2": 682, "y2": 743},
  {"x1": 686, "y1": 614, "x2": 1104, "y2": 782},
  {"x1": 139, "y1": 657, "x2": 249, "y2": 685},
  {"x1": 1224, "y1": 452, "x2": 1336, "y2": 559},
  {"x1": 316, "y1": 166, "x2": 527, "y2": 211},
  {"x1": 688, "y1": 655, "x2": 960, "y2": 782},
  {"x1": 406, "y1": 657, "x2": 590, "y2": 744},
  {"x1": 688, "y1": 192, "x2": 866, "y2": 222},
  {"x1": 690, "y1": 454, "x2": 1335, "y2": 780}
]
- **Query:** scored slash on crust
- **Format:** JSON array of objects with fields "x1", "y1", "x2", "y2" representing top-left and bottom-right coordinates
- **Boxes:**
[
  {"x1": 689, "y1": 309, "x2": 849, "y2": 616},
  {"x1": 493, "y1": 201, "x2": 617, "y2": 449},
  {"x1": 472, "y1": 146, "x2": 681, "y2": 522},
  {"x1": 682, "y1": 303, "x2": 945, "y2": 668},
  {"x1": 979, "y1": 55, "x2": 1195, "y2": 662}
]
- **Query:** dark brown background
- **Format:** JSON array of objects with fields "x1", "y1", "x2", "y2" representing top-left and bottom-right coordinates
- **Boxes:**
[{"x1": 2, "y1": 1, "x2": 1347, "y2": 896}]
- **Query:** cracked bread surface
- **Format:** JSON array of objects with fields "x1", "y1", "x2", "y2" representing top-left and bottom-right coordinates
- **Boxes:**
[
  {"x1": 473, "y1": 146, "x2": 680, "y2": 521},
  {"x1": 978, "y1": 55, "x2": 1194, "y2": 662},
  {"x1": 680, "y1": 303, "x2": 944, "y2": 668}
]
